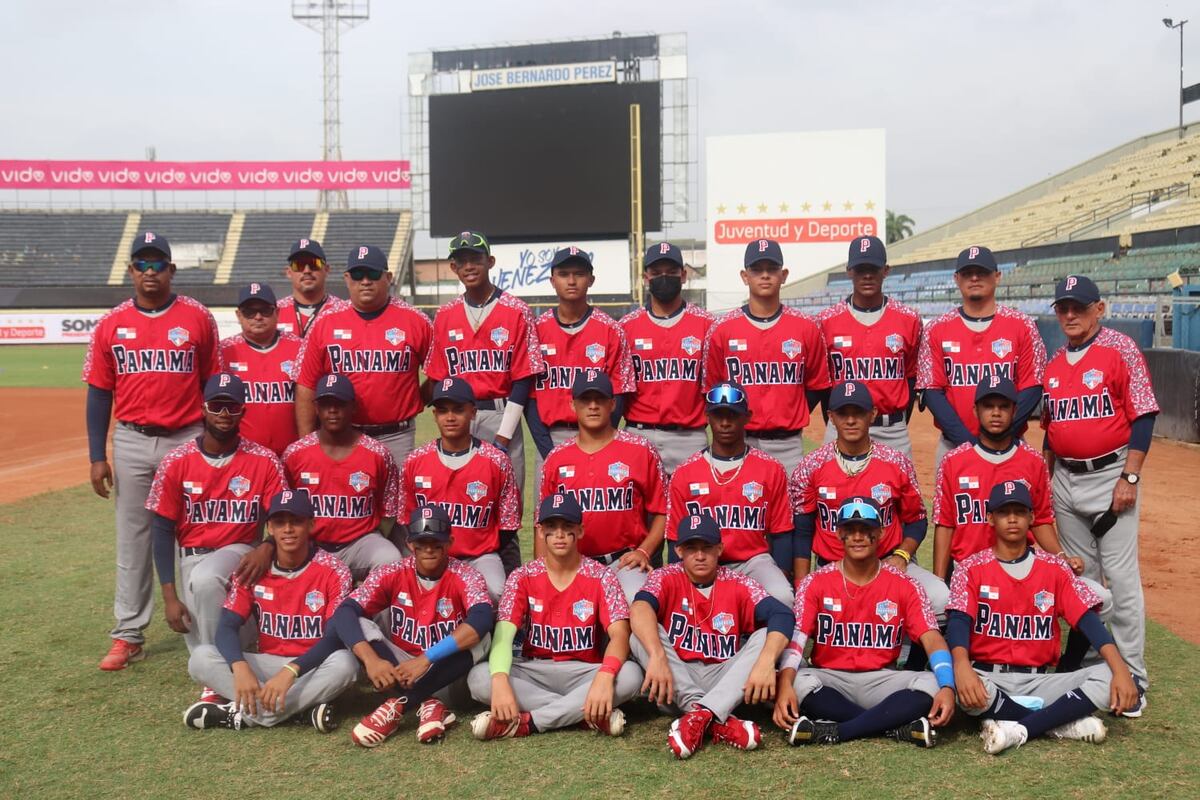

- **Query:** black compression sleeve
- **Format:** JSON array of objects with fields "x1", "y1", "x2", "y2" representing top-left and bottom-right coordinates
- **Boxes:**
[
  {"x1": 464, "y1": 602, "x2": 495, "y2": 638},
  {"x1": 901, "y1": 517, "x2": 928, "y2": 546},
  {"x1": 86, "y1": 385, "x2": 114, "y2": 463},
  {"x1": 1128, "y1": 413, "x2": 1156, "y2": 453},
  {"x1": 923, "y1": 389, "x2": 975, "y2": 446},
  {"x1": 793, "y1": 512, "x2": 816, "y2": 558},
  {"x1": 945, "y1": 610, "x2": 972, "y2": 650},
  {"x1": 331, "y1": 599, "x2": 368, "y2": 647},
  {"x1": 215, "y1": 608, "x2": 246, "y2": 667},
  {"x1": 293, "y1": 626, "x2": 343, "y2": 675},
  {"x1": 754, "y1": 597, "x2": 796, "y2": 638},
  {"x1": 1076, "y1": 610, "x2": 1115, "y2": 650},
  {"x1": 507, "y1": 376, "x2": 532, "y2": 406},
  {"x1": 152, "y1": 513, "x2": 177, "y2": 585}
]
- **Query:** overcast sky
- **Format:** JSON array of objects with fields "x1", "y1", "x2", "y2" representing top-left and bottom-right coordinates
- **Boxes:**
[{"x1": 3, "y1": 0, "x2": 1198, "y2": 236}]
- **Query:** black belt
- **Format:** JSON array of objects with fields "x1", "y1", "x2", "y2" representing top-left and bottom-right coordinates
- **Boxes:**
[
  {"x1": 871, "y1": 412, "x2": 905, "y2": 427},
  {"x1": 749, "y1": 428, "x2": 802, "y2": 440},
  {"x1": 475, "y1": 399, "x2": 505, "y2": 411},
  {"x1": 180, "y1": 547, "x2": 215, "y2": 557},
  {"x1": 550, "y1": 423, "x2": 579, "y2": 432},
  {"x1": 593, "y1": 548, "x2": 632, "y2": 566},
  {"x1": 120, "y1": 421, "x2": 178, "y2": 438},
  {"x1": 627, "y1": 421, "x2": 706, "y2": 432},
  {"x1": 354, "y1": 419, "x2": 414, "y2": 437},
  {"x1": 972, "y1": 662, "x2": 1050, "y2": 674},
  {"x1": 1059, "y1": 451, "x2": 1121, "y2": 474}
]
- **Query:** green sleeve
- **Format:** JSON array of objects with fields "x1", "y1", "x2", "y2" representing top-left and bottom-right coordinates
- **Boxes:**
[{"x1": 488, "y1": 620, "x2": 517, "y2": 676}]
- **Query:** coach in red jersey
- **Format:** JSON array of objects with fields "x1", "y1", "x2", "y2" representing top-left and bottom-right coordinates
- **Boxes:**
[
  {"x1": 184, "y1": 489, "x2": 357, "y2": 732},
  {"x1": 400, "y1": 377, "x2": 520, "y2": 600},
  {"x1": 293, "y1": 244, "x2": 432, "y2": 469},
  {"x1": 219, "y1": 283, "x2": 301, "y2": 455},
  {"x1": 631, "y1": 514, "x2": 793, "y2": 759},
  {"x1": 817, "y1": 236, "x2": 922, "y2": 459},
  {"x1": 948, "y1": 481, "x2": 1139, "y2": 755},
  {"x1": 918, "y1": 245, "x2": 1046, "y2": 464},
  {"x1": 1042, "y1": 275, "x2": 1158, "y2": 695},
  {"x1": 85, "y1": 230, "x2": 220, "y2": 671},
  {"x1": 703, "y1": 239, "x2": 831, "y2": 476},
  {"x1": 667, "y1": 382, "x2": 794, "y2": 605},
  {"x1": 277, "y1": 238, "x2": 346, "y2": 337},
  {"x1": 775, "y1": 498, "x2": 956, "y2": 748},
  {"x1": 621, "y1": 242, "x2": 714, "y2": 472}
]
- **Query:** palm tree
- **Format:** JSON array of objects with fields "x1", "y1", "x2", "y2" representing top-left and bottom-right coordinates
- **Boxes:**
[{"x1": 886, "y1": 210, "x2": 915, "y2": 244}]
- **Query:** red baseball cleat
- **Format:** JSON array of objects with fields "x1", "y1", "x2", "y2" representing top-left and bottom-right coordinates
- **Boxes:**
[
  {"x1": 198, "y1": 686, "x2": 226, "y2": 704},
  {"x1": 710, "y1": 714, "x2": 762, "y2": 751},
  {"x1": 99, "y1": 639, "x2": 144, "y2": 671},
  {"x1": 351, "y1": 698, "x2": 405, "y2": 748},
  {"x1": 416, "y1": 699, "x2": 457, "y2": 744},
  {"x1": 471, "y1": 711, "x2": 533, "y2": 740},
  {"x1": 668, "y1": 707, "x2": 714, "y2": 759}
]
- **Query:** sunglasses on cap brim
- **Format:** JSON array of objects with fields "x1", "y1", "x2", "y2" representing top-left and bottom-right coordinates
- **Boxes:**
[
  {"x1": 408, "y1": 516, "x2": 450, "y2": 537},
  {"x1": 705, "y1": 385, "x2": 746, "y2": 405},
  {"x1": 347, "y1": 267, "x2": 385, "y2": 281},
  {"x1": 837, "y1": 501, "x2": 881, "y2": 526},
  {"x1": 449, "y1": 233, "x2": 488, "y2": 254}
]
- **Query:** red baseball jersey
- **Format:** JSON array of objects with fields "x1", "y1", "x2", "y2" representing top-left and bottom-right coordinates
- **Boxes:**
[
  {"x1": 1041, "y1": 327, "x2": 1160, "y2": 460},
  {"x1": 640, "y1": 564, "x2": 769, "y2": 664},
  {"x1": 423, "y1": 293, "x2": 544, "y2": 401},
  {"x1": 917, "y1": 306, "x2": 1046, "y2": 437},
  {"x1": 539, "y1": 431, "x2": 667, "y2": 557},
  {"x1": 667, "y1": 449, "x2": 792, "y2": 562},
  {"x1": 82, "y1": 296, "x2": 220, "y2": 429},
  {"x1": 533, "y1": 308, "x2": 635, "y2": 426},
  {"x1": 498, "y1": 557, "x2": 629, "y2": 663},
  {"x1": 276, "y1": 295, "x2": 348, "y2": 338},
  {"x1": 948, "y1": 548, "x2": 1102, "y2": 668},
  {"x1": 933, "y1": 442, "x2": 1051, "y2": 562},
  {"x1": 223, "y1": 549, "x2": 351, "y2": 658},
  {"x1": 788, "y1": 562, "x2": 936, "y2": 671},
  {"x1": 399, "y1": 440, "x2": 521, "y2": 558},
  {"x1": 702, "y1": 306, "x2": 831, "y2": 432},
  {"x1": 146, "y1": 438, "x2": 287, "y2": 549},
  {"x1": 294, "y1": 298, "x2": 432, "y2": 424},
  {"x1": 789, "y1": 442, "x2": 925, "y2": 562},
  {"x1": 218, "y1": 332, "x2": 302, "y2": 455},
  {"x1": 282, "y1": 433, "x2": 399, "y2": 546},
  {"x1": 351, "y1": 557, "x2": 492, "y2": 656},
  {"x1": 620, "y1": 303, "x2": 714, "y2": 428},
  {"x1": 816, "y1": 299, "x2": 922, "y2": 415}
]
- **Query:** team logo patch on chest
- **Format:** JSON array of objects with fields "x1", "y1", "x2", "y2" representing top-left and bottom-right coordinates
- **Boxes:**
[
  {"x1": 681, "y1": 335, "x2": 701, "y2": 356},
  {"x1": 348, "y1": 471, "x2": 370, "y2": 493},
  {"x1": 608, "y1": 461, "x2": 630, "y2": 482},
  {"x1": 1082, "y1": 369, "x2": 1104, "y2": 390},
  {"x1": 229, "y1": 476, "x2": 251, "y2": 498},
  {"x1": 742, "y1": 481, "x2": 763, "y2": 502},
  {"x1": 466, "y1": 480, "x2": 488, "y2": 502},
  {"x1": 167, "y1": 327, "x2": 189, "y2": 347},
  {"x1": 280, "y1": 360, "x2": 294, "y2": 376},
  {"x1": 490, "y1": 327, "x2": 509, "y2": 347},
  {"x1": 823, "y1": 597, "x2": 842, "y2": 612},
  {"x1": 885, "y1": 333, "x2": 903, "y2": 353},
  {"x1": 305, "y1": 590, "x2": 325, "y2": 612},
  {"x1": 437, "y1": 598, "x2": 454, "y2": 619},
  {"x1": 712, "y1": 612, "x2": 735, "y2": 635},
  {"x1": 782, "y1": 339, "x2": 802, "y2": 359},
  {"x1": 572, "y1": 599, "x2": 594, "y2": 622},
  {"x1": 875, "y1": 599, "x2": 898, "y2": 623},
  {"x1": 871, "y1": 483, "x2": 892, "y2": 505},
  {"x1": 1033, "y1": 590, "x2": 1055, "y2": 613},
  {"x1": 992, "y1": 338, "x2": 1012, "y2": 358},
  {"x1": 586, "y1": 343, "x2": 606, "y2": 364},
  {"x1": 385, "y1": 327, "x2": 405, "y2": 346}
]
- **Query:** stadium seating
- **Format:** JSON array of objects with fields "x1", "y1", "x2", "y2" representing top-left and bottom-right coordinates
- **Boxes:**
[
  {"x1": 228, "y1": 212, "x2": 316, "y2": 284},
  {"x1": 132, "y1": 212, "x2": 232, "y2": 287},
  {"x1": 0, "y1": 212, "x2": 126, "y2": 287}
]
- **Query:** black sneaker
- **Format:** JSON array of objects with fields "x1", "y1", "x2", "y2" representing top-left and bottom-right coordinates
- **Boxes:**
[
  {"x1": 184, "y1": 701, "x2": 243, "y2": 731},
  {"x1": 310, "y1": 702, "x2": 337, "y2": 733},
  {"x1": 884, "y1": 717, "x2": 937, "y2": 748},
  {"x1": 788, "y1": 716, "x2": 840, "y2": 745}
]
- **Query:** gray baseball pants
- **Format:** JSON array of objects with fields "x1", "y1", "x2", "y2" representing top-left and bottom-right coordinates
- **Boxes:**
[
  {"x1": 466, "y1": 552, "x2": 508, "y2": 603},
  {"x1": 359, "y1": 618, "x2": 488, "y2": 709},
  {"x1": 791, "y1": 667, "x2": 939, "y2": 705},
  {"x1": 959, "y1": 663, "x2": 1114, "y2": 714},
  {"x1": 325, "y1": 532, "x2": 401, "y2": 582},
  {"x1": 473, "y1": 406, "x2": 525, "y2": 572},
  {"x1": 623, "y1": 425, "x2": 709, "y2": 474},
  {"x1": 468, "y1": 657, "x2": 644, "y2": 732},
  {"x1": 178, "y1": 543, "x2": 254, "y2": 653},
  {"x1": 631, "y1": 626, "x2": 768, "y2": 721},
  {"x1": 745, "y1": 433, "x2": 806, "y2": 478},
  {"x1": 727, "y1": 553, "x2": 794, "y2": 606}
]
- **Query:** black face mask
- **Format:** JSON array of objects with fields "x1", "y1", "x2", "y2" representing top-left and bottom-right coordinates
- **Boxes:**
[{"x1": 648, "y1": 274, "x2": 682, "y2": 302}]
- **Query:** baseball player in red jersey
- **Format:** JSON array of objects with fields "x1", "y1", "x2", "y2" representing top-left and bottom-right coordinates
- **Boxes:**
[
  {"x1": 84, "y1": 230, "x2": 220, "y2": 670},
  {"x1": 527, "y1": 246, "x2": 635, "y2": 478},
  {"x1": 621, "y1": 241, "x2": 715, "y2": 472},
  {"x1": 219, "y1": 283, "x2": 301, "y2": 455},
  {"x1": 775, "y1": 498, "x2": 957, "y2": 748},
  {"x1": 282, "y1": 373, "x2": 401, "y2": 579},
  {"x1": 666, "y1": 382, "x2": 794, "y2": 605},
  {"x1": 468, "y1": 493, "x2": 644, "y2": 739},
  {"x1": 400, "y1": 377, "x2": 520, "y2": 601},
  {"x1": 1042, "y1": 275, "x2": 1158, "y2": 699},
  {"x1": 277, "y1": 238, "x2": 347, "y2": 338},
  {"x1": 184, "y1": 489, "x2": 357, "y2": 731},
  {"x1": 918, "y1": 245, "x2": 1046, "y2": 464},
  {"x1": 817, "y1": 236, "x2": 922, "y2": 459},
  {"x1": 703, "y1": 239, "x2": 831, "y2": 476},
  {"x1": 293, "y1": 244, "x2": 432, "y2": 469},
  {"x1": 331, "y1": 505, "x2": 495, "y2": 746},
  {"x1": 539, "y1": 370, "x2": 667, "y2": 600},
  {"x1": 146, "y1": 374, "x2": 287, "y2": 661},
  {"x1": 947, "y1": 481, "x2": 1139, "y2": 754},
  {"x1": 631, "y1": 514, "x2": 794, "y2": 759}
]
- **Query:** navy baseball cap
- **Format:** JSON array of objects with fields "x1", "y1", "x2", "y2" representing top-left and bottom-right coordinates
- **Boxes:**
[
  {"x1": 571, "y1": 369, "x2": 614, "y2": 399},
  {"x1": 828, "y1": 380, "x2": 875, "y2": 411},
  {"x1": 448, "y1": 230, "x2": 491, "y2": 256},
  {"x1": 237, "y1": 282, "x2": 277, "y2": 307},
  {"x1": 550, "y1": 246, "x2": 594, "y2": 271},
  {"x1": 1052, "y1": 274, "x2": 1101, "y2": 306},
  {"x1": 988, "y1": 480, "x2": 1033, "y2": 512},
  {"x1": 288, "y1": 238, "x2": 326, "y2": 262},
  {"x1": 346, "y1": 244, "x2": 388, "y2": 271},
  {"x1": 314, "y1": 373, "x2": 355, "y2": 403},
  {"x1": 131, "y1": 231, "x2": 170, "y2": 259},
  {"x1": 975, "y1": 375, "x2": 1017, "y2": 403},
  {"x1": 644, "y1": 241, "x2": 684, "y2": 268},
  {"x1": 267, "y1": 488, "x2": 315, "y2": 520},
  {"x1": 538, "y1": 492, "x2": 584, "y2": 524},
  {"x1": 744, "y1": 238, "x2": 784, "y2": 267},
  {"x1": 431, "y1": 376, "x2": 476, "y2": 405},
  {"x1": 836, "y1": 497, "x2": 884, "y2": 529},
  {"x1": 676, "y1": 513, "x2": 721, "y2": 545},
  {"x1": 408, "y1": 504, "x2": 452, "y2": 542},
  {"x1": 204, "y1": 373, "x2": 246, "y2": 403},
  {"x1": 955, "y1": 245, "x2": 998, "y2": 273},
  {"x1": 705, "y1": 381, "x2": 749, "y2": 416},
  {"x1": 848, "y1": 235, "x2": 887, "y2": 269}
]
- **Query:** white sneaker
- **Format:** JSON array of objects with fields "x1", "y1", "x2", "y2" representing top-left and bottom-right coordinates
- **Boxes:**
[
  {"x1": 1120, "y1": 692, "x2": 1147, "y2": 718},
  {"x1": 981, "y1": 719, "x2": 1028, "y2": 754},
  {"x1": 1049, "y1": 715, "x2": 1107, "y2": 743}
]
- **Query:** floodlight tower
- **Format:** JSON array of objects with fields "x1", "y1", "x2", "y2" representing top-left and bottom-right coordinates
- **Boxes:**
[{"x1": 292, "y1": 0, "x2": 370, "y2": 210}]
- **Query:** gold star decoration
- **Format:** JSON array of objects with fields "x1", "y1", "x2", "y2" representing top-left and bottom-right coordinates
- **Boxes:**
[
  {"x1": 865, "y1": 199, "x2": 876, "y2": 211},
  {"x1": 717, "y1": 204, "x2": 727, "y2": 214},
  {"x1": 736, "y1": 203, "x2": 748, "y2": 214},
  {"x1": 757, "y1": 202, "x2": 768, "y2": 213},
  {"x1": 778, "y1": 202, "x2": 789, "y2": 213},
  {"x1": 843, "y1": 200, "x2": 854, "y2": 211},
  {"x1": 822, "y1": 201, "x2": 832, "y2": 212},
  {"x1": 801, "y1": 201, "x2": 811, "y2": 212}
]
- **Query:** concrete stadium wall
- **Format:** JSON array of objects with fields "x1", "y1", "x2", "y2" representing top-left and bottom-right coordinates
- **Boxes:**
[{"x1": 1145, "y1": 348, "x2": 1200, "y2": 443}]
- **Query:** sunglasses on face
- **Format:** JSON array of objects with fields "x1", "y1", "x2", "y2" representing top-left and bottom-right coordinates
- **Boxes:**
[
  {"x1": 408, "y1": 515, "x2": 450, "y2": 536},
  {"x1": 239, "y1": 305, "x2": 276, "y2": 319},
  {"x1": 203, "y1": 400, "x2": 245, "y2": 416},
  {"x1": 131, "y1": 259, "x2": 170, "y2": 273},
  {"x1": 289, "y1": 258, "x2": 326, "y2": 272},
  {"x1": 347, "y1": 267, "x2": 384, "y2": 282},
  {"x1": 706, "y1": 385, "x2": 746, "y2": 405},
  {"x1": 837, "y1": 500, "x2": 881, "y2": 525}
]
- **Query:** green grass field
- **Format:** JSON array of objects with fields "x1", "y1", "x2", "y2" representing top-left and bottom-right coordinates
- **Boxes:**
[{"x1": 0, "y1": 344, "x2": 87, "y2": 388}]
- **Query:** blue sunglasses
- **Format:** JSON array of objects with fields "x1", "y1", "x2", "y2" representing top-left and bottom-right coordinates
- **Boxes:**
[
  {"x1": 837, "y1": 500, "x2": 881, "y2": 525},
  {"x1": 706, "y1": 384, "x2": 746, "y2": 405}
]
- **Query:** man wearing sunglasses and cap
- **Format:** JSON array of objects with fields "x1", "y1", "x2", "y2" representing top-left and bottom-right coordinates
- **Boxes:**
[
  {"x1": 184, "y1": 488, "x2": 357, "y2": 732},
  {"x1": 85, "y1": 230, "x2": 220, "y2": 671},
  {"x1": 631, "y1": 513, "x2": 794, "y2": 759},
  {"x1": 666, "y1": 381, "x2": 794, "y2": 606},
  {"x1": 331, "y1": 505, "x2": 494, "y2": 747},
  {"x1": 219, "y1": 282, "x2": 302, "y2": 455},
  {"x1": 775, "y1": 496, "x2": 957, "y2": 748},
  {"x1": 293, "y1": 244, "x2": 432, "y2": 471},
  {"x1": 277, "y1": 238, "x2": 347, "y2": 338}
]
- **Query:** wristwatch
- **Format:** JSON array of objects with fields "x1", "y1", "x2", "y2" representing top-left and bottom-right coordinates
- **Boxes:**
[{"x1": 1121, "y1": 472, "x2": 1140, "y2": 485}]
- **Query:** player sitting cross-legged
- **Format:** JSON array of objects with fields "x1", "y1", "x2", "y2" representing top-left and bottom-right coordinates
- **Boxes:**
[
  {"x1": 949, "y1": 480, "x2": 1140, "y2": 755},
  {"x1": 774, "y1": 497, "x2": 957, "y2": 748},
  {"x1": 468, "y1": 493, "x2": 644, "y2": 739},
  {"x1": 631, "y1": 513, "x2": 794, "y2": 759}
]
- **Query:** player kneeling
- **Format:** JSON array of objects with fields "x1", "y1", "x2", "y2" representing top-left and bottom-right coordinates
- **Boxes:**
[
  {"x1": 774, "y1": 497, "x2": 956, "y2": 747},
  {"x1": 949, "y1": 481, "x2": 1140, "y2": 754},
  {"x1": 185, "y1": 489, "x2": 357, "y2": 731},
  {"x1": 631, "y1": 514, "x2": 793, "y2": 759},
  {"x1": 330, "y1": 505, "x2": 494, "y2": 746},
  {"x1": 468, "y1": 493, "x2": 644, "y2": 739}
]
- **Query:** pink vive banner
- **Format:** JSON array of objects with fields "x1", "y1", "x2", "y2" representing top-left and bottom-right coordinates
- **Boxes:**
[{"x1": 0, "y1": 160, "x2": 412, "y2": 190}]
